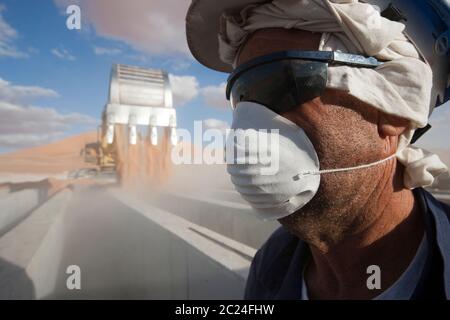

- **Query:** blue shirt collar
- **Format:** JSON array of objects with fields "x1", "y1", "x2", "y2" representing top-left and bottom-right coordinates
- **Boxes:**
[
  {"x1": 417, "y1": 188, "x2": 450, "y2": 297},
  {"x1": 271, "y1": 188, "x2": 450, "y2": 299}
]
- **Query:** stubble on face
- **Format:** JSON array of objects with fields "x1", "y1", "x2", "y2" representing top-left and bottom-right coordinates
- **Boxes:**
[
  {"x1": 237, "y1": 28, "x2": 399, "y2": 249},
  {"x1": 279, "y1": 90, "x2": 393, "y2": 248}
]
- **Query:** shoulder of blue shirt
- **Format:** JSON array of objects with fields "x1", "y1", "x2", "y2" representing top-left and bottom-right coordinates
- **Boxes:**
[{"x1": 244, "y1": 188, "x2": 450, "y2": 300}]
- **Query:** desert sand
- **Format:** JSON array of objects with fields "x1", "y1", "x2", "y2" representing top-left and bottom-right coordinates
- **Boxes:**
[
  {"x1": 0, "y1": 132, "x2": 100, "y2": 195},
  {"x1": 0, "y1": 132, "x2": 98, "y2": 175}
]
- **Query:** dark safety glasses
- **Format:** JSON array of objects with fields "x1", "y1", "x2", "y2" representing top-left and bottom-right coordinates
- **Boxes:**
[{"x1": 226, "y1": 50, "x2": 383, "y2": 114}]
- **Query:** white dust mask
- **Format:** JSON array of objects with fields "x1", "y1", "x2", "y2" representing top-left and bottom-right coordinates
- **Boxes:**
[{"x1": 227, "y1": 101, "x2": 396, "y2": 221}]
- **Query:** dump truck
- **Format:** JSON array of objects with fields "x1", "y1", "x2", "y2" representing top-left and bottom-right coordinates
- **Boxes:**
[{"x1": 85, "y1": 64, "x2": 177, "y2": 171}]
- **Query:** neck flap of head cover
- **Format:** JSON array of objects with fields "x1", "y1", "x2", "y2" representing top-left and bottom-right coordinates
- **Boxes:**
[{"x1": 218, "y1": 0, "x2": 448, "y2": 188}]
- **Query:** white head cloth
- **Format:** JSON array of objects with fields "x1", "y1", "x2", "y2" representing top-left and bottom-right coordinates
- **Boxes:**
[{"x1": 218, "y1": 0, "x2": 448, "y2": 188}]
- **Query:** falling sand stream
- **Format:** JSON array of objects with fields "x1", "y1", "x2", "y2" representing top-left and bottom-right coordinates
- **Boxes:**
[{"x1": 114, "y1": 125, "x2": 172, "y2": 187}]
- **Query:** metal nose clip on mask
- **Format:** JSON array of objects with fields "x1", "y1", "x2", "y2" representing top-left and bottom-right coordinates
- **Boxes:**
[{"x1": 227, "y1": 102, "x2": 396, "y2": 221}]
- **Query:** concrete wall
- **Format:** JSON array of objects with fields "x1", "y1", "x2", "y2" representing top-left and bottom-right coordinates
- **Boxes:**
[
  {"x1": 45, "y1": 188, "x2": 253, "y2": 299},
  {"x1": 26, "y1": 190, "x2": 73, "y2": 299},
  {"x1": 0, "y1": 189, "x2": 73, "y2": 299},
  {"x1": 0, "y1": 189, "x2": 43, "y2": 238},
  {"x1": 1, "y1": 185, "x2": 264, "y2": 300},
  {"x1": 146, "y1": 191, "x2": 278, "y2": 249}
]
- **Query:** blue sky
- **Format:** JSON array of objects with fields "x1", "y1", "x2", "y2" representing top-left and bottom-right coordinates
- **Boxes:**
[
  {"x1": 0, "y1": 0, "x2": 232, "y2": 152},
  {"x1": 0, "y1": 0, "x2": 448, "y2": 154}
]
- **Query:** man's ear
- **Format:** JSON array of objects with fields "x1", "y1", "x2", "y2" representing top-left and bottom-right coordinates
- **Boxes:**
[
  {"x1": 378, "y1": 113, "x2": 410, "y2": 138},
  {"x1": 378, "y1": 113, "x2": 410, "y2": 154}
]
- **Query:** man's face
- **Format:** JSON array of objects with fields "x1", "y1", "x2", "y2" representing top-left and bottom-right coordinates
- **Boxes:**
[{"x1": 236, "y1": 28, "x2": 405, "y2": 246}]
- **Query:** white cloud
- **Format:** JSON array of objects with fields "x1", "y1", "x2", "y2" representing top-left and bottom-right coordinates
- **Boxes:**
[
  {"x1": 167, "y1": 77, "x2": 230, "y2": 110},
  {"x1": 126, "y1": 53, "x2": 151, "y2": 64},
  {"x1": 201, "y1": 82, "x2": 230, "y2": 110},
  {"x1": 0, "y1": 101, "x2": 95, "y2": 135},
  {"x1": 0, "y1": 77, "x2": 96, "y2": 148},
  {"x1": 54, "y1": 0, "x2": 191, "y2": 57},
  {"x1": 51, "y1": 48, "x2": 76, "y2": 61},
  {"x1": 429, "y1": 101, "x2": 450, "y2": 129},
  {"x1": 0, "y1": 101, "x2": 97, "y2": 148},
  {"x1": 166, "y1": 58, "x2": 192, "y2": 72},
  {"x1": 0, "y1": 78, "x2": 59, "y2": 103},
  {"x1": 0, "y1": 5, "x2": 28, "y2": 58},
  {"x1": 414, "y1": 101, "x2": 450, "y2": 151},
  {"x1": 169, "y1": 74, "x2": 199, "y2": 107},
  {"x1": 93, "y1": 46, "x2": 122, "y2": 56},
  {"x1": 203, "y1": 119, "x2": 230, "y2": 135}
]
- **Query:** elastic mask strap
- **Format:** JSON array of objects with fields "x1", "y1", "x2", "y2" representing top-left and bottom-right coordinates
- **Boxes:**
[{"x1": 295, "y1": 153, "x2": 397, "y2": 179}]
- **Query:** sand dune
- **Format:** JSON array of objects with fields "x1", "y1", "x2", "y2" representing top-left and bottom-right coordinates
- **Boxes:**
[{"x1": 0, "y1": 132, "x2": 98, "y2": 174}]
